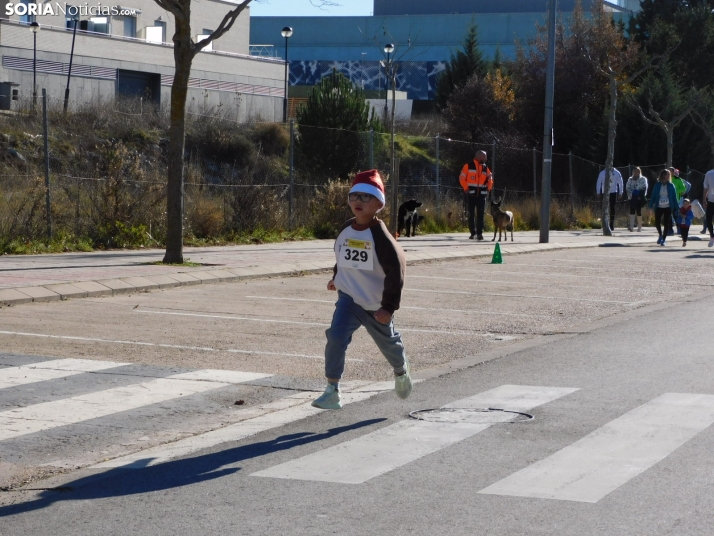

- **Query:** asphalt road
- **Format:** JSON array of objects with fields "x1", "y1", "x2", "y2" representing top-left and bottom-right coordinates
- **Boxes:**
[{"x1": 1, "y1": 242, "x2": 713, "y2": 534}]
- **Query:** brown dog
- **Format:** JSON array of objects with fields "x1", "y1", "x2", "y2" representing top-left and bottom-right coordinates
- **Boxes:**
[{"x1": 490, "y1": 198, "x2": 514, "y2": 242}]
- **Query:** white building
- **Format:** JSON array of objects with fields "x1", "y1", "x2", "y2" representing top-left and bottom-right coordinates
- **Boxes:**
[{"x1": 0, "y1": 0, "x2": 285, "y2": 120}]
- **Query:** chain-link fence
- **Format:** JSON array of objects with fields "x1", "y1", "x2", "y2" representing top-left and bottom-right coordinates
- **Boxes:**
[{"x1": 2, "y1": 110, "x2": 707, "y2": 246}]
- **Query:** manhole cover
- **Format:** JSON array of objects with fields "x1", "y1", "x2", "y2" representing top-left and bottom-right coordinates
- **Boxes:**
[{"x1": 408, "y1": 408, "x2": 533, "y2": 424}]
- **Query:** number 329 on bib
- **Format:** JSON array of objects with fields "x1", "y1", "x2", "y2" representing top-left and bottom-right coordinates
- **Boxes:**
[{"x1": 338, "y1": 239, "x2": 374, "y2": 270}]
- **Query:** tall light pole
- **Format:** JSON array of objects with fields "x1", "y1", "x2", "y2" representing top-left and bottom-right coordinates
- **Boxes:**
[
  {"x1": 281, "y1": 26, "x2": 293, "y2": 123},
  {"x1": 361, "y1": 52, "x2": 367, "y2": 89},
  {"x1": 30, "y1": 22, "x2": 40, "y2": 112},
  {"x1": 384, "y1": 43, "x2": 396, "y2": 234},
  {"x1": 64, "y1": 14, "x2": 78, "y2": 114},
  {"x1": 383, "y1": 43, "x2": 393, "y2": 123},
  {"x1": 539, "y1": 0, "x2": 556, "y2": 243}
]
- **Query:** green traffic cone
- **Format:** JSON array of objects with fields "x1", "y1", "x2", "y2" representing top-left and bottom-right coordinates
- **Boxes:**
[{"x1": 491, "y1": 242, "x2": 503, "y2": 264}]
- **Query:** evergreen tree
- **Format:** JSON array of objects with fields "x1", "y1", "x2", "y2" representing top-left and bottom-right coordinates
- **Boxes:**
[
  {"x1": 297, "y1": 69, "x2": 382, "y2": 180},
  {"x1": 435, "y1": 20, "x2": 489, "y2": 110}
]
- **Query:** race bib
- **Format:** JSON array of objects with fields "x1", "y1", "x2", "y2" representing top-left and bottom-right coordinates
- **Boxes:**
[
  {"x1": 338, "y1": 239, "x2": 374, "y2": 271},
  {"x1": 658, "y1": 195, "x2": 670, "y2": 208}
]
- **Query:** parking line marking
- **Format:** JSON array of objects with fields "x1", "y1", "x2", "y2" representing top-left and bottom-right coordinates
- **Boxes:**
[
  {"x1": 136, "y1": 310, "x2": 481, "y2": 335},
  {"x1": 0, "y1": 370, "x2": 268, "y2": 441},
  {"x1": 251, "y1": 385, "x2": 579, "y2": 484},
  {"x1": 245, "y1": 296, "x2": 535, "y2": 317},
  {"x1": 137, "y1": 310, "x2": 330, "y2": 326},
  {"x1": 0, "y1": 330, "x2": 343, "y2": 361},
  {"x1": 89, "y1": 383, "x2": 396, "y2": 469},
  {"x1": 0, "y1": 359, "x2": 128, "y2": 390},
  {"x1": 405, "y1": 288, "x2": 637, "y2": 304},
  {"x1": 479, "y1": 393, "x2": 714, "y2": 503}
]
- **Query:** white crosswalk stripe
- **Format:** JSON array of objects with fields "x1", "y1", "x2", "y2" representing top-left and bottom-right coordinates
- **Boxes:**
[
  {"x1": 0, "y1": 369, "x2": 272, "y2": 442},
  {"x1": 478, "y1": 392, "x2": 714, "y2": 503},
  {"x1": 0, "y1": 358, "x2": 128, "y2": 389},
  {"x1": 251, "y1": 385, "x2": 579, "y2": 484}
]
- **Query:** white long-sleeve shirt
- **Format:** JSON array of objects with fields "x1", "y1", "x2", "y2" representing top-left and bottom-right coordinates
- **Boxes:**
[{"x1": 596, "y1": 169, "x2": 624, "y2": 195}]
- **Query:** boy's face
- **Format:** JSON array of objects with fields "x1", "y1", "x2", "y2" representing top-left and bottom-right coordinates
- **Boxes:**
[{"x1": 348, "y1": 193, "x2": 383, "y2": 220}]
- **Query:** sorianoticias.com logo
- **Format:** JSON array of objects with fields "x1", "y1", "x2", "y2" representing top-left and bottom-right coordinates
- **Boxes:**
[{"x1": 6, "y1": 3, "x2": 138, "y2": 17}]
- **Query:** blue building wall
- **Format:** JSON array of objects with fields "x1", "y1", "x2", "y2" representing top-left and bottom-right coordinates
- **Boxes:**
[{"x1": 250, "y1": 11, "x2": 628, "y2": 101}]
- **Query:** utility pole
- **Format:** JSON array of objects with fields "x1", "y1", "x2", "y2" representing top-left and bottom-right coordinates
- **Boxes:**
[{"x1": 539, "y1": 0, "x2": 556, "y2": 243}]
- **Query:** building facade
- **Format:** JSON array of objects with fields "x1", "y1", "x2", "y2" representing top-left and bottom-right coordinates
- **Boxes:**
[
  {"x1": 251, "y1": 0, "x2": 636, "y2": 103},
  {"x1": 0, "y1": 0, "x2": 286, "y2": 120}
]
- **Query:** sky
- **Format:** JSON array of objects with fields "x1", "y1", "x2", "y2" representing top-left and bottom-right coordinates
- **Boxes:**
[{"x1": 248, "y1": 0, "x2": 374, "y2": 17}]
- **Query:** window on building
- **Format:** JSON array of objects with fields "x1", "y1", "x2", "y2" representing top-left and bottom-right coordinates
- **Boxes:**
[
  {"x1": 196, "y1": 30, "x2": 213, "y2": 52},
  {"x1": 90, "y1": 16, "x2": 109, "y2": 34},
  {"x1": 123, "y1": 16, "x2": 137, "y2": 37},
  {"x1": 65, "y1": 10, "x2": 79, "y2": 31},
  {"x1": 154, "y1": 20, "x2": 167, "y2": 43},
  {"x1": 19, "y1": 0, "x2": 36, "y2": 24}
]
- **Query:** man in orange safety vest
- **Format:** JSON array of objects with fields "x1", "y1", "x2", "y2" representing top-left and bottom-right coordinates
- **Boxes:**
[{"x1": 459, "y1": 150, "x2": 493, "y2": 240}]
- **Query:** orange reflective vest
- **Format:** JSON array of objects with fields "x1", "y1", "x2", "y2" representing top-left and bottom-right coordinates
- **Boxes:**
[{"x1": 459, "y1": 160, "x2": 493, "y2": 194}]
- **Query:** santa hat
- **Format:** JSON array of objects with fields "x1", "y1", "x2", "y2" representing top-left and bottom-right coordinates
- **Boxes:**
[{"x1": 349, "y1": 169, "x2": 386, "y2": 208}]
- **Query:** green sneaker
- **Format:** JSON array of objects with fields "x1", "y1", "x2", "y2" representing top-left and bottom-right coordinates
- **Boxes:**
[
  {"x1": 394, "y1": 357, "x2": 413, "y2": 400},
  {"x1": 311, "y1": 384, "x2": 342, "y2": 409}
]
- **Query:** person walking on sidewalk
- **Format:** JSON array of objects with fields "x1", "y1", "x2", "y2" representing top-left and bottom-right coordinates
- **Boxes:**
[
  {"x1": 703, "y1": 168, "x2": 714, "y2": 247},
  {"x1": 648, "y1": 169, "x2": 679, "y2": 246},
  {"x1": 668, "y1": 167, "x2": 691, "y2": 235},
  {"x1": 596, "y1": 167, "x2": 624, "y2": 230},
  {"x1": 459, "y1": 150, "x2": 493, "y2": 240},
  {"x1": 677, "y1": 199, "x2": 694, "y2": 247},
  {"x1": 626, "y1": 167, "x2": 648, "y2": 232},
  {"x1": 312, "y1": 169, "x2": 413, "y2": 410}
]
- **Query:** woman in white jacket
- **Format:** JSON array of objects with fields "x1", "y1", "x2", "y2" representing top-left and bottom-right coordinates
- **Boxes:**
[{"x1": 626, "y1": 167, "x2": 648, "y2": 232}]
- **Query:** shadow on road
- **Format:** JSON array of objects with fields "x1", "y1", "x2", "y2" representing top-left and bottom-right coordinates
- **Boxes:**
[{"x1": 1, "y1": 418, "x2": 385, "y2": 517}]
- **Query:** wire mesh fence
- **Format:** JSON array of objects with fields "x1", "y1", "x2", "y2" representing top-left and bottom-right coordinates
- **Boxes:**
[{"x1": 1, "y1": 114, "x2": 708, "y2": 245}]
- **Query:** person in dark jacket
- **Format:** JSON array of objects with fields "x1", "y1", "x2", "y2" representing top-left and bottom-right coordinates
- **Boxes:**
[{"x1": 648, "y1": 169, "x2": 679, "y2": 246}]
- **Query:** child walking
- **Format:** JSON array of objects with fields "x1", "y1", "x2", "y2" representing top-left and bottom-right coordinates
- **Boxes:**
[
  {"x1": 312, "y1": 170, "x2": 412, "y2": 410},
  {"x1": 677, "y1": 198, "x2": 694, "y2": 246}
]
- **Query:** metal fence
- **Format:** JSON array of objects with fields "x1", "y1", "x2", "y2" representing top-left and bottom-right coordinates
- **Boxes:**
[{"x1": 1, "y1": 113, "x2": 707, "y2": 244}]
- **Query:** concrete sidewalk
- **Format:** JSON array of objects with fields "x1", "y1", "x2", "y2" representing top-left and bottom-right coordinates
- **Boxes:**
[{"x1": 0, "y1": 229, "x2": 663, "y2": 306}]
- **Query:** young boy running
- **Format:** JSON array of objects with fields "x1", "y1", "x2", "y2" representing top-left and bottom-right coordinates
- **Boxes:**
[{"x1": 312, "y1": 169, "x2": 412, "y2": 409}]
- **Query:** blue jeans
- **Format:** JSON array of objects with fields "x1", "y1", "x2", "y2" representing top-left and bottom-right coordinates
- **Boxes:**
[{"x1": 324, "y1": 291, "x2": 406, "y2": 381}]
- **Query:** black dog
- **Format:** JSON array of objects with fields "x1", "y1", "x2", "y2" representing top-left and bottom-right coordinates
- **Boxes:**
[{"x1": 398, "y1": 200, "x2": 423, "y2": 237}]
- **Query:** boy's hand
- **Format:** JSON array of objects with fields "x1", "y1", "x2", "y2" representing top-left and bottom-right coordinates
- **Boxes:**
[
  {"x1": 327, "y1": 279, "x2": 336, "y2": 291},
  {"x1": 373, "y1": 308, "x2": 392, "y2": 325}
]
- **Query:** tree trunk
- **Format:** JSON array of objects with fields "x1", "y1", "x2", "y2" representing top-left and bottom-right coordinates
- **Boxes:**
[
  {"x1": 163, "y1": 19, "x2": 194, "y2": 264},
  {"x1": 601, "y1": 74, "x2": 618, "y2": 237},
  {"x1": 667, "y1": 128, "x2": 674, "y2": 169}
]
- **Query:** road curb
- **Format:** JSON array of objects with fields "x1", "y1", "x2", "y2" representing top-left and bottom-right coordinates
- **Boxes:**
[{"x1": 0, "y1": 236, "x2": 654, "y2": 307}]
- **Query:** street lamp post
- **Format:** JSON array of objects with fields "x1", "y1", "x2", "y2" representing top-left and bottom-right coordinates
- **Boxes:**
[
  {"x1": 383, "y1": 43, "x2": 396, "y2": 235},
  {"x1": 361, "y1": 52, "x2": 367, "y2": 89},
  {"x1": 383, "y1": 43, "x2": 393, "y2": 123},
  {"x1": 30, "y1": 22, "x2": 40, "y2": 112},
  {"x1": 281, "y1": 26, "x2": 293, "y2": 123},
  {"x1": 64, "y1": 15, "x2": 79, "y2": 114}
]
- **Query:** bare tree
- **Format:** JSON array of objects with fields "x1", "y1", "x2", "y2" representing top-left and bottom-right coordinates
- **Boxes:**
[
  {"x1": 629, "y1": 66, "x2": 693, "y2": 168},
  {"x1": 158, "y1": 0, "x2": 339, "y2": 263},
  {"x1": 583, "y1": 0, "x2": 664, "y2": 236}
]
